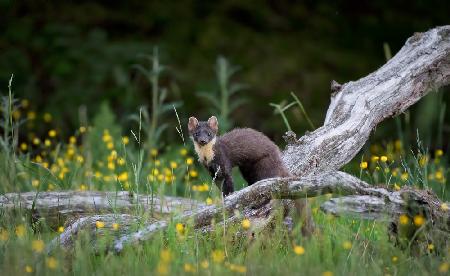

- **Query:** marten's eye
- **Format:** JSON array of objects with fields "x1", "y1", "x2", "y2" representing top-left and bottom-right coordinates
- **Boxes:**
[{"x1": 207, "y1": 132, "x2": 211, "y2": 137}]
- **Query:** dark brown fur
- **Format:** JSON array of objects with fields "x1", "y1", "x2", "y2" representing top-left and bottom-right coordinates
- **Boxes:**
[{"x1": 188, "y1": 116, "x2": 290, "y2": 196}]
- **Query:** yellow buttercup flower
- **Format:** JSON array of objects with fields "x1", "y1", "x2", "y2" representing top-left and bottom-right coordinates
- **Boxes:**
[
  {"x1": 241, "y1": 219, "x2": 251, "y2": 230},
  {"x1": 392, "y1": 256, "x2": 398, "y2": 263},
  {"x1": 342, "y1": 241, "x2": 352, "y2": 250},
  {"x1": 435, "y1": 149, "x2": 444, "y2": 157},
  {"x1": 206, "y1": 198, "x2": 213, "y2": 205},
  {"x1": 25, "y1": 265, "x2": 33, "y2": 273},
  {"x1": 322, "y1": 271, "x2": 333, "y2": 276},
  {"x1": 413, "y1": 215, "x2": 425, "y2": 227},
  {"x1": 180, "y1": 148, "x2": 188, "y2": 156},
  {"x1": 371, "y1": 156, "x2": 379, "y2": 163},
  {"x1": 20, "y1": 143, "x2": 28, "y2": 151},
  {"x1": 189, "y1": 170, "x2": 198, "y2": 178},
  {"x1": 0, "y1": 229, "x2": 9, "y2": 241},
  {"x1": 380, "y1": 155, "x2": 388, "y2": 162},
  {"x1": 46, "y1": 257, "x2": 58, "y2": 269},
  {"x1": 160, "y1": 249, "x2": 172, "y2": 263},
  {"x1": 58, "y1": 226, "x2": 64, "y2": 233},
  {"x1": 399, "y1": 214, "x2": 409, "y2": 225},
  {"x1": 32, "y1": 179, "x2": 39, "y2": 188},
  {"x1": 401, "y1": 172, "x2": 408, "y2": 181},
  {"x1": 118, "y1": 172, "x2": 128, "y2": 182},
  {"x1": 69, "y1": 136, "x2": 76, "y2": 144},
  {"x1": 439, "y1": 262, "x2": 449, "y2": 273},
  {"x1": 43, "y1": 113, "x2": 52, "y2": 123},
  {"x1": 186, "y1": 158, "x2": 194, "y2": 165},
  {"x1": 184, "y1": 263, "x2": 196, "y2": 273},
  {"x1": 32, "y1": 239, "x2": 45, "y2": 253},
  {"x1": 112, "y1": 223, "x2": 119, "y2": 231},
  {"x1": 294, "y1": 245, "x2": 305, "y2": 255},
  {"x1": 441, "y1": 203, "x2": 449, "y2": 211},
  {"x1": 200, "y1": 260, "x2": 209, "y2": 269},
  {"x1": 151, "y1": 148, "x2": 158, "y2": 157},
  {"x1": 79, "y1": 126, "x2": 87, "y2": 133},
  {"x1": 15, "y1": 224, "x2": 26, "y2": 238},
  {"x1": 360, "y1": 161, "x2": 368, "y2": 169},
  {"x1": 170, "y1": 161, "x2": 178, "y2": 169},
  {"x1": 212, "y1": 250, "x2": 225, "y2": 263},
  {"x1": 96, "y1": 221, "x2": 105, "y2": 229},
  {"x1": 175, "y1": 223, "x2": 185, "y2": 235}
]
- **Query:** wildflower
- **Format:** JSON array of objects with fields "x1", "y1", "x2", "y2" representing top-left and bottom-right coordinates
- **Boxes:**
[
  {"x1": 48, "y1": 129, "x2": 57, "y2": 137},
  {"x1": 122, "y1": 136, "x2": 129, "y2": 145},
  {"x1": 175, "y1": 223, "x2": 185, "y2": 235},
  {"x1": 58, "y1": 226, "x2": 64, "y2": 233},
  {"x1": 21, "y1": 99, "x2": 30, "y2": 108},
  {"x1": 0, "y1": 229, "x2": 9, "y2": 241},
  {"x1": 206, "y1": 198, "x2": 213, "y2": 205},
  {"x1": 439, "y1": 262, "x2": 449, "y2": 273},
  {"x1": 413, "y1": 215, "x2": 425, "y2": 227},
  {"x1": 32, "y1": 239, "x2": 45, "y2": 253},
  {"x1": 294, "y1": 245, "x2": 305, "y2": 255},
  {"x1": 76, "y1": 155, "x2": 84, "y2": 163},
  {"x1": 95, "y1": 221, "x2": 105, "y2": 229},
  {"x1": 79, "y1": 126, "x2": 86, "y2": 133},
  {"x1": 200, "y1": 260, "x2": 209, "y2": 269},
  {"x1": 170, "y1": 161, "x2": 178, "y2": 169},
  {"x1": 400, "y1": 172, "x2": 408, "y2": 181},
  {"x1": 428, "y1": 243, "x2": 434, "y2": 251},
  {"x1": 12, "y1": 110, "x2": 21, "y2": 120},
  {"x1": 118, "y1": 172, "x2": 128, "y2": 182},
  {"x1": 46, "y1": 257, "x2": 58, "y2": 269},
  {"x1": 157, "y1": 263, "x2": 169, "y2": 275},
  {"x1": 107, "y1": 142, "x2": 114, "y2": 150},
  {"x1": 189, "y1": 170, "x2": 198, "y2": 178},
  {"x1": 32, "y1": 179, "x2": 39, "y2": 188},
  {"x1": 394, "y1": 183, "x2": 400, "y2": 191},
  {"x1": 107, "y1": 162, "x2": 115, "y2": 171},
  {"x1": 229, "y1": 264, "x2": 247, "y2": 273},
  {"x1": 43, "y1": 113, "x2": 52, "y2": 122},
  {"x1": 186, "y1": 157, "x2": 194, "y2": 165},
  {"x1": 80, "y1": 184, "x2": 87, "y2": 191},
  {"x1": 342, "y1": 241, "x2": 352, "y2": 250},
  {"x1": 112, "y1": 223, "x2": 119, "y2": 231},
  {"x1": 20, "y1": 143, "x2": 28, "y2": 151},
  {"x1": 392, "y1": 256, "x2": 398, "y2": 263},
  {"x1": 399, "y1": 214, "x2": 409, "y2": 225},
  {"x1": 27, "y1": 111, "x2": 36, "y2": 120},
  {"x1": 69, "y1": 136, "x2": 76, "y2": 144},
  {"x1": 158, "y1": 175, "x2": 164, "y2": 181},
  {"x1": 180, "y1": 148, "x2": 188, "y2": 156},
  {"x1": 380, "y1": 156, "x2": 388, "y2": 162},
  {"x1": 151, "y1": 148, "x2": 158, "y2": 157},
  {"x1": 241, "y1": 219, "x2": 251, "y2": 230},
  {"x1": 32, "y1": 137, "x2": 40, "y2": 145},
  {"x1": 117, "y1": 157, "x2": 126, "y2": 166},
  {"x1": 160, "y1": 249, "x2": 172, "y2": 263},
  {"x1": 212, "y1": 250, "x2": 225, "y2": 263},
  {"x1": 394, "y1": 140, "x2": 402, "y2": 151},
  {"x1": 435, "y1": 149, "x2": 444, "y2": 157},
  {"x1": 360, "y1": 161, "x2": 368, "y2": 169},
  {"x1": 15, "y1": 224, "x2": 26, "y2": 238},
  {"x1": 25, "y1": 265, "x2": 33, "y2": 273},
  {"x1": 435, "y1": 171, "x2": 444, "y2": 181},
  {"x1": 152, "y1": 168, "x2": 160, "y2": 176},
  {"x1": 441, "y1": 203, "x2": 449, "y2": 211},
  {"x1": 184, "y1": 263, "x2": 195, "y2": 273},
  {"x1": 44, "y1": 139, "x2": 51, "y2": 147},
  {"x1": 102, "y1": 131, "x2": 112, "y2": 143},
  {"x1": 419, "y1": 155, "x2": 428, "y2": 167},
  {"x1": 322, "y1": 271, "x2": 333, "y2": 276},
  {"x1": 371, "y1": 156, "x2": 379, "y2": 162}
]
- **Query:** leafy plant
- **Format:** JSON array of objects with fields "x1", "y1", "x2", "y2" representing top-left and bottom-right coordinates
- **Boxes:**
[
  {"x1": 270, "y1": 92, "x2": 315, "y2": 132},
  {"x1": 197, "y1": 56, "x2": 247, "y2": 132}
]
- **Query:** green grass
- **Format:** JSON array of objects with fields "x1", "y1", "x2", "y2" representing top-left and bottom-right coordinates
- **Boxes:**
[{"x1": 0, "y1": 87, "x2": 449, "y2": 275}]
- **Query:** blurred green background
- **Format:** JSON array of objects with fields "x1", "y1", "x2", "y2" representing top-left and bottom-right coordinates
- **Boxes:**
[{"x1": 0, "y1": 0, "x2": 449, "y2": 148}]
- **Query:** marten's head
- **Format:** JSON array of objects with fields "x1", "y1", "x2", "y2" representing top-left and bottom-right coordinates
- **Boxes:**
[{"x1": 188, "y1": 116, "x2": 218, "y2": 147}]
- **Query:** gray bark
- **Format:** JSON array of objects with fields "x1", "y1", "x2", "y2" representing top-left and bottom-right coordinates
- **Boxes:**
[{"x1": 0, "y1": 191, "x2": 204, "y2": 228}]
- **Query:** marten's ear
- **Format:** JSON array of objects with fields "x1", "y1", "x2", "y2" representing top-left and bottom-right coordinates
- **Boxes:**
[
  {"x1": 188, "y1": 117, "x2": 198, "y2": 133},
  {"x1": 207, "y1": 116, "x2": 218, "y2": 133}
]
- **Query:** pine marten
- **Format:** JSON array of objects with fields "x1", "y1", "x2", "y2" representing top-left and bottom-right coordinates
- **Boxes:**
[{"x1": 188, "y1": 116, "x2": 291, "y2": 196}]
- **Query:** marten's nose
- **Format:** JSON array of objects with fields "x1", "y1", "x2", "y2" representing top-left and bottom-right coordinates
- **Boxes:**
[{"x1": 199, "y1": 139, "x2": 207, "y2": 146}]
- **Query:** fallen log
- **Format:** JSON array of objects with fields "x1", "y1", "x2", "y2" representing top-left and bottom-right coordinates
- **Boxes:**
[
  {"x1": 42, "y1": 25, "x2": 450, "y2": 253},
  {"x1": 0, "y1": 191, "x2": 204, "y2": 228}
]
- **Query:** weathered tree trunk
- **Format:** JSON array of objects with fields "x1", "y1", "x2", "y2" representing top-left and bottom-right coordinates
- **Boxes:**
[
  {"x1": 0, "y1": 191, "x2": 204, "y2": 228},
  {"x1": 3, "y1": 25, "x2": 449, "y2": 253}
]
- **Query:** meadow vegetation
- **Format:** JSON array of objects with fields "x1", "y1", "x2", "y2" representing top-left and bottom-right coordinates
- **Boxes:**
[{"x1": 0, "y1": 57, "x2": 449, "y2": 275}]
